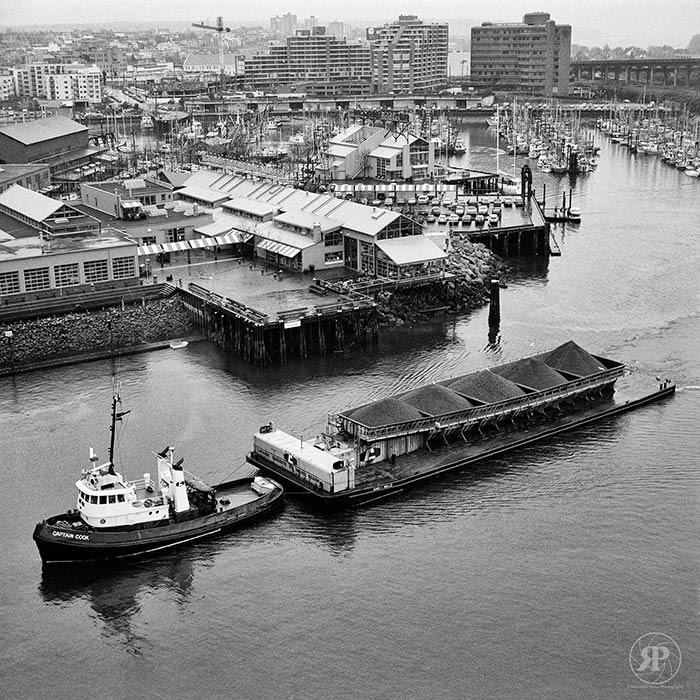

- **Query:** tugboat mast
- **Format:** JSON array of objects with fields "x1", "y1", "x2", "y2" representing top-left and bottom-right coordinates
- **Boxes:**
[{"x1": 108, "y1": 386, "x2": 130, "y2": 474}]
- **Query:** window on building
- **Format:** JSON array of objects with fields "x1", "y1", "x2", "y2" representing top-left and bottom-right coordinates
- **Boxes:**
[
  {"x1": 141, "y1": 235, "x2": 157, "y2": 245},
  {"x1": 166, "y1": 227, "x2": 186, "y2": 242},
  {"x1": 83, "y1": 259, "x2": 109, "y2": 283},
  {"x1": 325, "y1": 251, "x2": 343, "y2": 263},
  {"x1": 23, "y1": 267, "x2": 50, "y2": 292},
  {"x1": 324, "y1": 230, "x2": 342, "y2": 246},
  {"x1": 112, "y1": 256, "x2": 136, "y2": 279},
  {"x1": 53, "y1": 262, "x2": 80, "y2": 287},
  {"x1": 0, "y1": 270, "x2": 20, "y2": 296}
]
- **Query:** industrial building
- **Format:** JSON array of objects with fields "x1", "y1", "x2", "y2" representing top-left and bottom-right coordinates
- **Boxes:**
[
  {"x1": 367, "y1": 16, "x2": 448, "y2": 94},
  {"x1": 0, "y1": 164, "x2": 51, "y2": 194},
  {"x1": 0, "y1": 185, "x2": 138, "y2": 298},
  {"x1": 0, "y1": 116, "x2": 100, "y2": 177},
  {"x1": 470, "y1": 12, "x2": 571, "y2": 97}
]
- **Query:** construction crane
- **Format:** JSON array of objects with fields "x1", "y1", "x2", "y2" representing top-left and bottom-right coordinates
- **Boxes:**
[{"x1": 192, "y1": 16, "x2": 231, "y2": 95}]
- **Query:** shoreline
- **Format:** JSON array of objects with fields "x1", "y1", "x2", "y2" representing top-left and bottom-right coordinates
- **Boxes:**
[{"x1": 0, "y1": 336, "x2": 204, "y2": 378}]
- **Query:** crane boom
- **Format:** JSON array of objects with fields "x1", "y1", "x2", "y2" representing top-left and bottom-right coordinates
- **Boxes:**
[{"x1": 191, "y1": 16, "x2": 232, "y2": 95}]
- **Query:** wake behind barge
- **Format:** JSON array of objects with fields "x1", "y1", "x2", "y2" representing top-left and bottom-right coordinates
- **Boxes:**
[{"x1": 246, "y1": 341, "x2": 675, "y2": 506}]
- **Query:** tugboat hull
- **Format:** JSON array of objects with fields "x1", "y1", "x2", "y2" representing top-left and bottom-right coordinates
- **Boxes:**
[{"x1": 34, "y1": 479, "x2": 283, "y2": 563}]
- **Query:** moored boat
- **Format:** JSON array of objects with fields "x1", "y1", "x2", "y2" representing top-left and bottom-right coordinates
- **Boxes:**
[
  {"x1": 247, "y1": 342, "x2": 674, "y2": 506},
  {"x1": 33, "y1": 389, "x2": 284, "y2": 563}
]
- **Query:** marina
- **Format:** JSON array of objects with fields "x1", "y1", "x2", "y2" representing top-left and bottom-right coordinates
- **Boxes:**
[{"x1": 1, "y1": 115, "x2": 696, "y2": 697}]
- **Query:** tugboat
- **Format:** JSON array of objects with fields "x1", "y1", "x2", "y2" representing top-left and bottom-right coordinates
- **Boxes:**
[{"x1": 33, "y1": 389, "x2": 284, "y2": 564}]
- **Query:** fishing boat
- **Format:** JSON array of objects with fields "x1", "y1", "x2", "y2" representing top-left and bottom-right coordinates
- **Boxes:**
[
  {"x1": 247, "y1": 342, "x2": 674, "y2": 506},
  {"x1": 33, "y1": 388, "x2": 284, "y2": 563},
  {"x1": 567, "y1": 206, "x2": 582, "y2": 222}
]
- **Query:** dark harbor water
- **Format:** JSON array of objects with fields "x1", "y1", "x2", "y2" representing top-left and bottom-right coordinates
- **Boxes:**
[{"x1": 1, "y1": 125, "x2": 698, "y2": 699}]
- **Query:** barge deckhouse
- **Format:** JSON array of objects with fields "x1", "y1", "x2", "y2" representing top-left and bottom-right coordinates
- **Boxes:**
[{"x1": 247, "y1": 341, "x2": 675, "y2": 505}]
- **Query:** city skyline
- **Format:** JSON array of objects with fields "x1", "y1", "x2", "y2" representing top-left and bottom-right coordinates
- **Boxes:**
[{"x1": 1, "y1": 1, "x2": 698, "y2": 48}]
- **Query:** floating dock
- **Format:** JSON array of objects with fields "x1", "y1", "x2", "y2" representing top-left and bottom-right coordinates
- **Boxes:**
[{"x1": 246, "y1": 342, "x2": 675, "y2": 505}]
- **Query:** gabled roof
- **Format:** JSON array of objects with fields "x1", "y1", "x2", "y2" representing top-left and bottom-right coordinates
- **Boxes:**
[
  {"x1": 369, "y1": 145, "x2": 400, "y2": 160},
  {"x1": 0, "y1": 184, "x2": 64, "y2": 222},
  {"x1": 0, "y1": 116, "x2": 87, "y2": 146},
  {"x1": 375, "y1": 235, "x2": 447, "y2": 265},
  {"x1": 223, "y1": 197, "x2": 277, "y2": 218},
  {"x1": 273, "y1": 209, "x2": 341, "y2": 232},
  {"x1": 177, "y1": 185, "x2": 230, "y2": 205}
]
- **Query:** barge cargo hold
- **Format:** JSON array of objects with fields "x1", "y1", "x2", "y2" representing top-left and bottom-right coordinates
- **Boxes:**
[{"x1": 246, "y1": 342, "x2": 675, "y2": 506}]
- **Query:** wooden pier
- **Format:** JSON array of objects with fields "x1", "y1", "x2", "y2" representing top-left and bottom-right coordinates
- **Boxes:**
[{"x1": 176, "y1": 282, "x2": 379, "y2": 365}]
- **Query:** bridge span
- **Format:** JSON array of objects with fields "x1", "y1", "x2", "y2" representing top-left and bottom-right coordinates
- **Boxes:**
[{"x1": 571, "y1": 57, "x2": 700, "y2": 88}]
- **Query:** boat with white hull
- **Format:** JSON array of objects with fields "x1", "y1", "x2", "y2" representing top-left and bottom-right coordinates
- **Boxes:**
[{"x1": 33, "y1": 390, "x2": 284, "y2": 563}]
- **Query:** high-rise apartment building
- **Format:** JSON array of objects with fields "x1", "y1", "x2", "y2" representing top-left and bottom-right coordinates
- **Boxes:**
[
  {"x1": 13, "y1": 63, "x2": 102, "y2": 103},
  {"x1": 470, "y1": 12, "x2": 571, "y2": 96},
  {"x1": 367, "y1": 16, "x2": 448, "y2": 94},
  {"x1": 270, "y1": 13, "x2": 297, "y2": 37},
  {"x1": 246, "y1": 27, "x2": 372, "y2": 96}
]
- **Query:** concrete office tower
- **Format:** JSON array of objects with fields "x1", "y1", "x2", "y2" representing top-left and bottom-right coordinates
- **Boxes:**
[
  {"x1": 470, "y1": 12, "x2": 571, "y2": 97},
  {"x1": 367, "y1": 16, "x2": 448, "y2": 94}
]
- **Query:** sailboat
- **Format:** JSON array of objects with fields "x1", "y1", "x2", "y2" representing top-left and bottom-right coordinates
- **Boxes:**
[{"x1": 33, "y1": 387, "x2": 284, "y2": 563}]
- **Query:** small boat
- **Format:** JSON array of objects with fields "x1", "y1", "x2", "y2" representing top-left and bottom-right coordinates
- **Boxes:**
[
  {"x1": 33, "y1": 388, "x2": 284, "y2": 564},
  {"x1": 685, "y1": 169, "x2": 700, "y2": 178},
  {"x1": 169, "y1": 340, "x2": 189, "y2": 349},
  {"x1": 567, "y1": 207, "x2": 582, "y2": 222}
]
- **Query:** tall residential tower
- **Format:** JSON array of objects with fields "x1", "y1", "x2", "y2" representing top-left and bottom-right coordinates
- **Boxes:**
[
  {"x1": 470, "y1": 12, "x2": 571, "y2": 97},
  {"x1": 367, "y1": 16, "x2": 448, "y2": 94}
]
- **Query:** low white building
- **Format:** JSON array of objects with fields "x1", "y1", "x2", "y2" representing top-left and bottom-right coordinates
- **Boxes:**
[
  {"x1": 320, "y1": 124, "x2": 435, "y2": 182},
  {"x1": 183, "y1": 54, "x2": 242, "y2": 77}
]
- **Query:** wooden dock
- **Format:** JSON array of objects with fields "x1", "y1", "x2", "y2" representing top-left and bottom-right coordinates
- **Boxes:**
[{"x1": 176, "y1": 282, "x2": 379, "y2": 365}]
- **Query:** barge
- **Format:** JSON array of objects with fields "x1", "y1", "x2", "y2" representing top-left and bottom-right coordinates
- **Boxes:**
[{"x1": 246, "y1": 341, "x2": 675, "y2": 506}]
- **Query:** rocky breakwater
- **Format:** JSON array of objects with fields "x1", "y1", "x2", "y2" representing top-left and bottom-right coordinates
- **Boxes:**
[
  {"x1": 0, "y1": 298, "x2": 196, "y2": 371},
  {"x1": 376, "y1": 235, "x2": 506, "y2": 327}
]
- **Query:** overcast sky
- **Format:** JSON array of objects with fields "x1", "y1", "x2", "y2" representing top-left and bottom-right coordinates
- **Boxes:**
[{"x1": 1, "y1": 1, "x2": 698, "y2": 47}]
